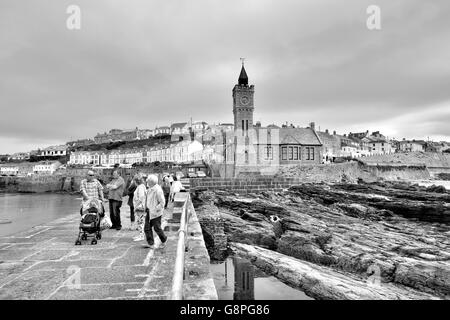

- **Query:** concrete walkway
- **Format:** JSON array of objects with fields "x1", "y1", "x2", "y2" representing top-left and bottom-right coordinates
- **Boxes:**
[{"x1": 0, "y1": 205, "x2": 183, "y2": 300}]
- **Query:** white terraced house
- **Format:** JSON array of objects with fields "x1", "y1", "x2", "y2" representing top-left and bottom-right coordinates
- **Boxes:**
[
  {"x1": 33, "y1": 161, "x2": 61, "y2": 174},
  {"x1": 0, "y1": 166, "x2": 19, "y2": 176},
  {"x1": 68, "y1": 140, "x2": 205, "y2": 166},
  {"x1": 39, "y1": 145, "x2": 67, "y2": 157}
]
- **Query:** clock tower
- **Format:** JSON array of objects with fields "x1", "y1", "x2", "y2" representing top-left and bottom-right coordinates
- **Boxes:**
[{"x1": 233, "y1": 63, "x2": 254, "y2": 134}]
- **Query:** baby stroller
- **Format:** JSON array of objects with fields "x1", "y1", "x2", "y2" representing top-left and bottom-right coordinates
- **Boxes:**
[{"x1": 75, "y1": 199, "x2": 104, "y2": 245}]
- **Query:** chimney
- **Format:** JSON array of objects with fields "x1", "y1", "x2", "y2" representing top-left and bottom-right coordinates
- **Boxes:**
[
  {"x1": 255, "y1": 121, "x2": 261, "y2": 128},
  {"x1": 325, "y1": 129, "x2": 329, "y2": 134},
  {"x1": 333, "y1": 130, "x2": 336, "y2": 135},
  {"x1": 309, "y1": 122, "x2": 316, "y2": 130}
]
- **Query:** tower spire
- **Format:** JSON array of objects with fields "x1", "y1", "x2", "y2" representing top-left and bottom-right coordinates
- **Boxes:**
[{"x1": 238, "y1": 58, "x2": 248, "y2": 86}]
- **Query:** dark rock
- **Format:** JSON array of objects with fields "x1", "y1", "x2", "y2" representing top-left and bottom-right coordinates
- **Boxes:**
[{"x1": 193, "y1": 183, "x2": 450, "y2": 298}]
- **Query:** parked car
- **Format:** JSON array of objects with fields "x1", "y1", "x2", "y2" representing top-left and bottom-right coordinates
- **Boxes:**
[{"x1": 196, "y1": 171, "x2": 206, "y2": 178}]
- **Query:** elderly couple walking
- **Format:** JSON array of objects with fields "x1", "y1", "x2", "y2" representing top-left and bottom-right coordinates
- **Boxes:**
[{"x1": 131, "y1": 173, "x2": 168, "y2": 249}]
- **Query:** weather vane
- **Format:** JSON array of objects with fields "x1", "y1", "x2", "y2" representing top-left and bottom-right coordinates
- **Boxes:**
[{"x1": 240, "y1": 57, "x2": 245, "y2": 66}]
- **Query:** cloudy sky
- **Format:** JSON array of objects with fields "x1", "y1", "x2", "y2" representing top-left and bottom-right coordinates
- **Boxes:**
[{"x1": 1, "y1": 0, "x2": 449, "y2": 154}]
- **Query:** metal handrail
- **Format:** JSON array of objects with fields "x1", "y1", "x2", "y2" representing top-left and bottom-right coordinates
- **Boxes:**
[{"x1": 170, "y1": 194, "x2": 190, "y2": 300}]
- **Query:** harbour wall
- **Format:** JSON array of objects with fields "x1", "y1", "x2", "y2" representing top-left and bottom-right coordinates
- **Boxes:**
[{"x1": 0, "y1": 161, "x2": 444, "y2": 194}]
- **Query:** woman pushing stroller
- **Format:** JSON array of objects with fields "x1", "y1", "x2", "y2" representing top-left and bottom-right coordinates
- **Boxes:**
[
  {"x1": 76, "y1": 170, "x2": 107, "y2": 245},
  {"x1": 80, "y1": 170, "x2": 106, "y2": 215}
]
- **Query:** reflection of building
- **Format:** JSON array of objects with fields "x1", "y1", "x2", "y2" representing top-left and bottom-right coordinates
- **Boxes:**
[{"x1": 233, "y1": 257, "x2": 254, "y2": 300}]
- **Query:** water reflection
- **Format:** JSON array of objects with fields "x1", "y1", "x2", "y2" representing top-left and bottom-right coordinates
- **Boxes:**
[
  {"x1": 233, "y1": 257, "x2": 255, "y2": 300},
  {"x1": 211, "y1": 256, "x2": 313, "y2": 300}
]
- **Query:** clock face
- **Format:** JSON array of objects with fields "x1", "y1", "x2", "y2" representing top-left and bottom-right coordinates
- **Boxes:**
[{"x1": 240, "y1": 95, "x2": 250, "y2": 105}]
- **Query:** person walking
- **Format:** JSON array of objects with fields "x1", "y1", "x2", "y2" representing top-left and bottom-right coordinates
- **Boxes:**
[
  {"x1": 132, "y1": 173, "x2": 147, "y2": 241},
  {"x1": 169, "y1": 175, "x2": 184, "y2": 202},
  {"x1": 124, "y1": 174, "x2": 137, "y2": 230},
  {"x1": 106, "y1": 170, "x2": 125, "y2": 230},
  {"x1": 161, "y1": 175, "x2": 171, "y2": 208},
  {"x1": 143, "y1": 174, "x2": 167, "y2": 249}
]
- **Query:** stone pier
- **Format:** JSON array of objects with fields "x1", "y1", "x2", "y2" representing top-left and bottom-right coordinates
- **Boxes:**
[{"x1": 0, "y1": 198, "x2": 217, "y2": 300}]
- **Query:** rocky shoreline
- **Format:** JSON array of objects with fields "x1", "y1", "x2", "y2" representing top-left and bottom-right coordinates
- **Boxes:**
[{"x1": 193, "y1": 181, "x2": 450, "y2": 300}]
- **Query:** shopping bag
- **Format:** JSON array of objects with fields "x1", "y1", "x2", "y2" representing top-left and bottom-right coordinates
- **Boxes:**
[{"x1": 100, "y1": 215, "x2": 112, "y2": 230}]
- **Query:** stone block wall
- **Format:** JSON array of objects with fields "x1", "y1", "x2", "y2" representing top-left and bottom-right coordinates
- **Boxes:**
[
  {"x1": 196, "y1": 204, "x2": 227, "y2": 260},
  {"x1": 189, "y1": 177, "x2": 302, "y2": 194}
]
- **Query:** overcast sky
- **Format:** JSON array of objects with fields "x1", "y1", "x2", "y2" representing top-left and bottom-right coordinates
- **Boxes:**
[{"x1": 1, "y1": 0, "x2": 449, "y2": 154}]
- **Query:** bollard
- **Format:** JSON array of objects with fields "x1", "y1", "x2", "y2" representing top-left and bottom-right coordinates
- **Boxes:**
[{"x1": 270, "y1": 215, "x2": 283, "y2": 238}]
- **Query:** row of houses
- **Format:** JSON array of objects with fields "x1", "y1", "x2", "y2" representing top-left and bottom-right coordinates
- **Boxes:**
[
  {"x1": 0, "y1": 161, "x2": 62, "y2": 176},
  {"x1": 397, "y1": 139, "x2": 449, "y2": 153},
  {"x1": 318, "y1": 129, "x2": 449, "y2": 160},
  {"x1": 67, "y1": 140, "x2": 217, "y2": 166},
  {"x1": 317, "y1": 130, "x2": 394, "y2": 160}
]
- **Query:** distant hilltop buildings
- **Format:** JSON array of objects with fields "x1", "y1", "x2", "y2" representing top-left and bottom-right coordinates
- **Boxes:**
[{"x1": 66, "y1": 122, "x2": 233, "y2": 148}]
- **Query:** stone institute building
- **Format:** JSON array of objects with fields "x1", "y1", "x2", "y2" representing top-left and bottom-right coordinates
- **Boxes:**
[{"x1": 219, "y1": 64, "x2": 323, "y2": 177}]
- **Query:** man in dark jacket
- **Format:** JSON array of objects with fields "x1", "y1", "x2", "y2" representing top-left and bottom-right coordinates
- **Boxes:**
[{"x1": 124, "y1": 174, "x2": 137, "y2": 230}]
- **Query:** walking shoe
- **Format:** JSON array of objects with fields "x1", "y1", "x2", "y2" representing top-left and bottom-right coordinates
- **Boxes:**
[
  {"x1": 142, "y1": 243, "x2": 154, "y2": 249},
  {"x1": 133, "y1": 235, "x2": 144, "y2": 242},
  {"x1": 159, "y1": 240, "x2": 167, "y2": 249}
]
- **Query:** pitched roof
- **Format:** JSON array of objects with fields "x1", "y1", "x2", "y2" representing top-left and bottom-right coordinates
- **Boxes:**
[
  {"x1": 42, "y1": 145, "x2": 67, "y2": 151},
  {"x1": 170, "y1": 122, "x2": 188, "y2": 129},
  {"x1": 367, "y1": 136, "x2": 388, "y2": 143},
  {"x1": 400, "y1": 140, "x2": 427, "y2": 145},
  {"x1": 255, "y1": 127, "x2": 322, "y2": 145}
]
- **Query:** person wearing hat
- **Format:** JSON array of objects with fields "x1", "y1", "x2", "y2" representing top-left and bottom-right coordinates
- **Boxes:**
[{"x1": 80, "y1": 170, "x2": 105, "y2": 214}]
